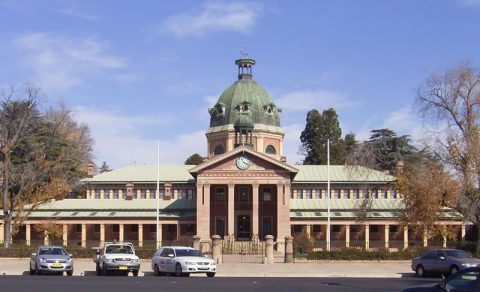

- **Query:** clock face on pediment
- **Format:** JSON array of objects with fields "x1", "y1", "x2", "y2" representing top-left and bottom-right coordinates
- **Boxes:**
[{"x1": 235, "y1": 155, "x2": 251, "y2": 170}]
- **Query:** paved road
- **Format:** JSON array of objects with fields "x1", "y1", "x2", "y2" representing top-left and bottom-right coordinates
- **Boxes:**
[{"x1": 0, "y1": 275, "x2": 441, "y2": 292}]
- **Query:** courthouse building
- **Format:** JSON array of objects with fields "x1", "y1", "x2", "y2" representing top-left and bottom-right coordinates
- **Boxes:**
[{"x1": 1, "y1": 56, "x2": 470, "y2": 250}]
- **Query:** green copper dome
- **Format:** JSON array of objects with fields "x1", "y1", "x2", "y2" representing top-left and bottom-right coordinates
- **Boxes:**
[{"x1": 208, "y1": 57, "x2": 282, "y2": 128}]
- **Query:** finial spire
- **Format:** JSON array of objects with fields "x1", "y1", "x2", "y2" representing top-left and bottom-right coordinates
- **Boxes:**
[
  {"x1": 235, "y1": 50, "x2": 255, "y2": 80},
  {"x1": 240, "y1": 47, "x2": 249, "y2": 59}
]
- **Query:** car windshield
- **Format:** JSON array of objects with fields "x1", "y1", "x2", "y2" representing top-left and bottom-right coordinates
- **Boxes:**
[
  {"x1": 38, "y1": 247, "x2": 68, "y2": 256},
  {"x1": 445, "y1": 250, "x2": 473, "y2": 258},
  {"x1": 175, "y1": 249, "x2": 203, "y2": 257},
  {"x1": 105, "y1": 245, "x2": 133, "y2": 254}
]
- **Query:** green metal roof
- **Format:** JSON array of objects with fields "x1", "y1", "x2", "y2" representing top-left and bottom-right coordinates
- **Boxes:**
[
  {"x1": 81, "y1": 165, "x2": 195, "y2": 183},
  {"x1": 293, "y1": 165, "x2": 396, "y2": 183},
  {"x1": 290, "y1": 199, "x2": 404, "y2": 210}
]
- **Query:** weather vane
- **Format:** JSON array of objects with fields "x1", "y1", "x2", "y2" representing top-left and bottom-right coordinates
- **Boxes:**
[{"x1": 240, "y1": 47, "x2": 248, "y2": 59}]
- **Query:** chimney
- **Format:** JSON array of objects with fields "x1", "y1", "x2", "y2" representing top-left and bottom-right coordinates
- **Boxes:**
[
  {"x1": 396, "y1": 160, "x2": 404, "y2": 175},
  {"x1": 126, "y1": 182, "x2": 134, "y2": 200},
  {"x1": 164, "y1": 182, "x2": 172, "y2": 200},
  {"x1": 87, "y1": 162, "x2": 95, "y2": 178}
]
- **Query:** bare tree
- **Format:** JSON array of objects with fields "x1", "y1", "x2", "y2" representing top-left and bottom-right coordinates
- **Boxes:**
[
  {"x1": 0, "y1": 85, "x2": 93, "y2": 247},
  {"x1": 416, "y1": 62, "x2": 480, "y2": 247}
]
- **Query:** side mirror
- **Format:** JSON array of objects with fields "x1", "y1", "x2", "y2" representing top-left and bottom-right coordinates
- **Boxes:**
[
  {"x1": 69, "y1": 254, "x2": 73, "y2": 257},
  {"x1": 31, "y1": 253, "x2": 37, "y2": 257},
  {"x1": 96, "y1": 250, "x2": 100, "y2": 255},
  {"x1": 168, "y1": 254, "x2": 174, "y2": 258}
]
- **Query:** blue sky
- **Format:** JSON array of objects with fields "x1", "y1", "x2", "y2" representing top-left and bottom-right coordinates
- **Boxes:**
[{"x1": 1, "y1": 0, "x2": 479, "y2": 168}]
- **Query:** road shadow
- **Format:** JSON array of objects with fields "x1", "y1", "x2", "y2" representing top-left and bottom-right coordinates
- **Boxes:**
[
  {"x1": 83, "y1": 271, "x2": 97, "y2": 277},
  {"x1": 143, "y1": 271, "x2": 155, "y2": 277}
]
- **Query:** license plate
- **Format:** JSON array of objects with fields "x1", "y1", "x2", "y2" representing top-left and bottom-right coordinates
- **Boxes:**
[
  {"x1": 119, "y1": 266, "x2": 128, "y2": 270},
  {"x1": 51, "y1": 264, "x2": 62, "y2": 268}
]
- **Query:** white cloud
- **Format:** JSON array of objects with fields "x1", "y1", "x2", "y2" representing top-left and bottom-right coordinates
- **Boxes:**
[
  {"x1": 73, "y1": 106, "x2": 204, "y2": 168},
  {"x1": 15, "y1": 33, "x2": 126, "y2": 93},
  {"x1": 276, "y1": 89, "x2": 357, "y2": 113},
  {"x1": 457, "y1": 0, "x2": 480, "y2": 6},
  {"x1": 163, "y1": 1, "x2": 263, "y2": 37}
]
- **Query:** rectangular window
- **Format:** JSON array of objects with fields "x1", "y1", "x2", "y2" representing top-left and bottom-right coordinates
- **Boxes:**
[
  {"x1": 305, "y1": 189, "x2": 312, "y2": 199},
  {"x1": 95, "y1": 190, "x2": 100, "y2": 199},
  {"x1": 343, "y1": 189, "x2": 350, "y2": 199},
  {"x1": 371, "y1": 189, "x2": 378, "y2": 199},
  {"x1": 293, "y1": 225, "x2": 303, "y2": 233},
  {"x1": 351, "y1": 225, "x2": 360, "y2": 233},
  {"x1": 178, "y1": 189, "x2": 185, "y2": 200},
  {"x1": 187, "y1": 189, "x2": 193, "y2": 200},
  {"x1": 113, "y1": 190, "x2": 119, "y2": 199},
  {"x1": 312, "y1": 225, "x2": 321, "y2": 233},
  {"x1": 159, "y1": 189, "x2": 164, "y2": 199},
  {"x1": 353, "y1": 189, "x2": 359, "y2": 199},
  {"x1": 239, "y1": 187, "x2": 249, "y2": 202},
  {"x1": 113, "y1": 225, "x2": 119, "y2": 233},
  {"x1": 149, "y1": 224, "x2": 156, "y2": 232},
  {"x1": 185, "y1": 224, "x2": 194, "y2": 233},
  {"x1": 75, "y1": 224, "x2": 82, "y2": 233},
  {"x1": 370, "y1": 225, "x2": 379, "y2": 233},
  {"x1": 141, "y1": 190, "x2": 147, "y2": 199},
  {"x1": 130, "y1": 225, "x2": 138, "y2": 233},
  {"x1": 263, "y1": 188, "x2": 272, "y2": 201},
  {"x1": 389, "y1": 225, "x2": 398, "y2": 233},
  {"x1": 334, "y1": 189, "x2": 340, "y2": 199},
  {"x1": 94, "y1": 224, "x2": 100, "y2": 233},
  {"x1": 332, "y1": 225, "x2": 340, "y2": 233},
  {"x1": 122, "y1": 190, "x2": 126, "y2": 199},
  {"x1": 391, "y1": 190, "x2": 397, "y2": 199},
  {"x1": 296, "y1": 190, "x2": 303, "y2": 199},
  {"x1": 150, "y1": 190, "x2": 156, "y2": 199},
  {"x1": 104, "y1": 190, "x2": 110, "y2": 199},
  {"x1": 215, "y1": 187, "x2": 226, "y2": 202},
  {"x1": 315, "y1": 189, "x2": 322, "y2": 199},
  {"x1": 290, "y1": 189, "x2": 294, "y2": 199},
  {"x1": 381, "y1": 190, "x2": 387, "y2": 199}
]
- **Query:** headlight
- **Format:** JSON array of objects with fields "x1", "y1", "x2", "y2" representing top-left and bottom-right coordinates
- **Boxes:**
[
  {"x1": 133, "y1": 258, "x2": 139, "y2": 263},
  {"x1": 67, "y1": 258, "x2": 73, "y2": 263},
  {"x1": 184, "y1": 261, "x2": 195, "y2": 265},
  {"x1": 39, "y1": 258, "x2": 46, "y2": 263}
]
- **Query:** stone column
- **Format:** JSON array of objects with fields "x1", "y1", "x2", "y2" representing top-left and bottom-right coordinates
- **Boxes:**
[
  {"x1": 62, "y1": 224, "x2": 68, "y2": 246},
  {"x1": 306, "y1": 225, "x2": 312, "y2": 239},
  {"x1": 461, "y1": 224, "x2": 466, "y2": 242},
  {"x1": 442, "y1": 226, "x2": 447, "y2": 248},
  {"x1": 212, "y1": 235, "x2": 222, "y2": 264},
  {"x1": 284, "y1": 236, "x2": 293, "y2": 263},
  {"x1": 252, "y1": 183, "x2": 259, "y2": 239},
  {"x1": 100, "y1": 189, "x2": 104, "y2": 200},
  {"x1": 193, "y1": 235, "x2": 200, "y2": 250},
  {"x1": 345, "y1": 225, "x2": 350, "y2": 248},
  {"x1": 26, "y1": 224, "x2": 31, "y2": 246},
  {"x1": 0, "y1": 223, "x2": 4, "y2": 244},
  {"x1": 81, "y1": 224, "x2": 87, "y2": 248},
  {"x1": 196, "y1": 183, "x2": 210, "y2": 239},
  {"x1": 265, "y1": 235, "x2": 274, "y2": 264},
  {"x1": 119, "y1": 224, "x2": 124, "y2": 242},
  {"x1": 44, "y1": 230, "x2": 49, "y2": 246},
  {"x1": 364, "y1": 225, "x2": 369, "y2": 251},
  {"x1": 138, "y1": 224, "x2": 143, "y2": 248},
  {"x1": 156, "y1": 224, "x2": 163, "y2": 248},
  {"x1": 227, "y1": 183, "x2": 235, "y2": 238},
  {"x1": 423, "y1": 228, "x2": 428, "y2": 247},
  {"x1": 100, "y1": 224, "x2": 105, "y2": 246},
  {"x1": 384, "y1": 224, "x2": 389, "y2": 249},
  {"x1": 277, "y1": 183, "x2": 291, "y2": 241},
  {"x1": 403, "y1": 225, "x2": 409, "y2": 250}
]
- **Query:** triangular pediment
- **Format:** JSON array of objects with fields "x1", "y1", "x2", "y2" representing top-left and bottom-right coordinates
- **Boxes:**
[{"x1": 189, "y1": 146, "x2": 298, "y2": 175}]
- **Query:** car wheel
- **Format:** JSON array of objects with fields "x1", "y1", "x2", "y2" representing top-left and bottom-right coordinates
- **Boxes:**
[
  {"x1": 96, "y1": 264, "x2": 101, "y2": 276},
  {"x1": 450, "y1": 265, "x2": 459, "y2": 275},
  {"x1": 206, "y1": 272, "x2": 215, "y2": 278},
  {"x1": 416, "y1": 265, "x2": 425, "y2": 278},
  {"x1": 132, "y1": 270, "x2": 139, "y2": 277},
  {"x1": 154, "y1": 264, "x2": 160, "y2": 276},
  {"x1": 67, "y1": 270, "x2": 73, "y2": 276},
  {"x1": 175, "y1": 263, "x2": 183, "y2": 277}
]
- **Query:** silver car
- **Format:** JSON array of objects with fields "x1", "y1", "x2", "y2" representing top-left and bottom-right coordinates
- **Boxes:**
[
  {"x1": 30, "y1": 246, "x2": 74, "y2": 276},
  {"x1": 151, "y1": 246, "x2": 216, "y2": 277},
  {"x1": 412, "y1": 249, "x2": 480, "y2": 277}
]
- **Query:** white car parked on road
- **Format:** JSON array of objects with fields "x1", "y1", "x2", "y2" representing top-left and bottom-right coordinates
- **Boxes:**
[{"x1": 151, "y1": 246, "x2": 216, "y2": 277}]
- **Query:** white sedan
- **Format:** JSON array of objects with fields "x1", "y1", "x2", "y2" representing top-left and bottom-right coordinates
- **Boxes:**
[{"x1": 151, "y1": 246, "x2": 216, "y2": 277}]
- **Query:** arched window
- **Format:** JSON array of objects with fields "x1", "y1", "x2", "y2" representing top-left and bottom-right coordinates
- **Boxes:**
[
  {"x1": 265, "y1": 145, "x2": 276, "y2": 154},
  {"x1": 214, "y1": 144, "x2": 225, "y2": 155}
]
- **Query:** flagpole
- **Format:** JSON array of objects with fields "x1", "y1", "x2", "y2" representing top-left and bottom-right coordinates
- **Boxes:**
[
  {"x1": 327, "y1": 138, "x2": 331, "y2": 252},
  {"x1": 156, "y1": 140, "x2": 160, "y2": 249}
]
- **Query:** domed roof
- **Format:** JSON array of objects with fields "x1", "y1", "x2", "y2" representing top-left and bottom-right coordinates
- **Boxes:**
[{"x1": 208, "y1": 57, "x2": 282, "y2": 128}]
